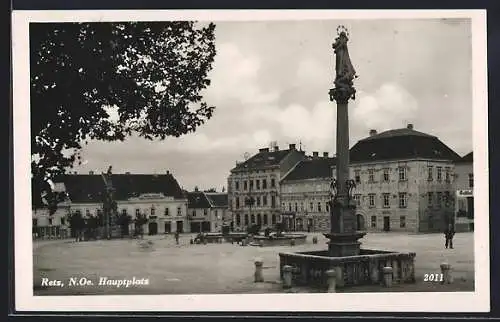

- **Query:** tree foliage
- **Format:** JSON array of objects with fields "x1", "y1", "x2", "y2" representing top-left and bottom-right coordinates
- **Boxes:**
[{"x1": 30, "y1": 21, "x2": 217, "y2": 188}]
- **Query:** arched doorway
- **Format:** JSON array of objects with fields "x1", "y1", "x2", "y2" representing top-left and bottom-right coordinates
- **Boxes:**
[{"x1": 356, "y1": 214, "x2": 366, "y2": 231}]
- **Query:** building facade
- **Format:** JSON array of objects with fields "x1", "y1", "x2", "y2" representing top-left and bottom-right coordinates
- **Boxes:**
[
  {"x1": 227, "y1": 144, "x2": 306, "y2": 232},
  {"x1": 280, "y1": 153, "x2": 335, "y2": 232},
  {"x1": 279, "y1": 124, "x2": 461, "y2": 233},
  {"x1": 32, "y1": 171, "x2": 190, "y2": 237},
  {"x1": 453, "y1": 152, "x2": 474, "y2": 232},
  {"x1": 205, "y1": 192, "x2": 229, "y2": 232}
]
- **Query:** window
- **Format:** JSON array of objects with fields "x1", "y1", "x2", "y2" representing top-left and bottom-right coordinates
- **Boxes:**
[
  {"x1": 244, "y1": 181, "x2": 248, "y2": 190},
  {"x1": 33, "y1": 218, "x2": 38, "y2": 227},
  {"x1": 136, "y1": 209, "x2": 140, "y2": 216},
  {"x1": 310, "y1": 202, "x2": 314, "y2": 211},
  {"x1": 235, "y1": 181, "x2": 239, "y2": 190},
  {"x1": 85, "y1": 209, "x2": 91, "y2": 216},
  {"x1": 400, "y1": 216, "x2": 406, "y2": 228},
  {"x1": 301, "y1": 202, "x2": 304, "y2": 211},
  {"x1": 383, "y1": 193, "x2": 390, "y2": 208},
  {"x1": 436, "y1": 192, "x2": 442, "y2": 208},
  {"x1": 249, "y1": 180, "x2": 254, "y2": 190},
  {"x1": 371, "y1": 216, "x2": 377, "y2": 228},
  {"x1": 263, "y1": 214, "x2": 268, "y2": 225},
  {"x1": 437, "y1": 167, "x2": 442, "y2": 182},
  {"x1": 235, "y1": 197, "x2": 240, "y2": 209},
  {"x1": 398, "y1": 167, "x2": 407, "y2": 181},
  {"x1": 244, "y1": 214, "x2": 249, "y2": 225},
  {"x1": 236, "y1": 214, "x2": 241, "y2": 226},
  {"x1": 354, "y1": 170, "x2": 361, "y2": 184},
  {"x1": 214, "y1": 210, "x2": 218, "y2": 218},
  {"x1": 262, "y1": 179, "x2": 267, "y2": 189},
  {"x1": 271, "y1": 195, "x2": 276, "y2": 208},
  {"x1": 256, "y1": 197, "x2": 261, "y2": 207},
  {"x1": 383, "y1": 169, "x2": 390, "y2": 182},
  {"x1": 271, "y1": 178, "x2": 276, "y2": 188},
  {"x1": 192, "y1": 210, "x2": 196, "y2": 217},
  {"x1": 368, "y1": 169, "x2": 375, "y2": 183},
  {"x1": 251, "y1": 214, "x2": 255, "y2": 223},
  {"x1": 469, "y1": 173, "x2": 474, "y2": 188},
  {"x1": 263, "y1": 195, "x2": 268, "y2": 206},
  {"x1": 164, "y1": 207, "x2": 169, "y2": 216},
  {"x1": 61, "y1": 217, "x2": 66, "y2": 225},
  {"x1": 288, "y1": 203, "x2": 292, "y2": 212},
  {"x1": 368, "y1": 194, "x2": 375, "y2": 207},
  {"x1": 427, "y1": 192, "x2": 433, "y2": 207},
  {"x1": 272, "y1": 214, "x2": 276, "y2": 225},
  {"x1": 398, "y1": 193, "x2": 407, "y2": 208},
  {"x1": 326, "y1": 202, "x2": 329, "y2": 212},
  {"x1": 427, "y1": 166, "x2": 433, "y2": 181},
  {"x1": 318, "y1": 202, "x2": 322, "y2": 212},
  {"x1": 444, "y1": 191, "x2": 451, "y2": 207},
  {"x1": 256, "y1": 180, "x2": 260, "y2": 190},
  {"x1": 354, "y1": 194, "x2": 361, "y2": 206},
  {"x1": 122, "y1": 209, "x2": 127, "y2": 216},
  {"x1": 151, "y1": 207, "x2": 156, "y2": 216},
  {"x1": 445, "y1": 167, "x2": 450, "y2": 183},
  {"x1": 48, "y1": 218, "x2": 53, "y2": 225},
  {"x1": 294, "y1": 203, "x2": 298, "y2": 211},
  {"x1": 177, "y1": 207, "x2": 182, "y2": 216}
]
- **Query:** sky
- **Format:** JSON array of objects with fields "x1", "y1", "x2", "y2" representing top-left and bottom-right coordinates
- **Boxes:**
[{"x1": 72, "y1": 18, "x2": 473, "y2": 191}]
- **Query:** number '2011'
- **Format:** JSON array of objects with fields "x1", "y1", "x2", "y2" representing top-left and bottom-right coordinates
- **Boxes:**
[{"x1": 424, "y1": 273, "x2": 444, "y2": 282}]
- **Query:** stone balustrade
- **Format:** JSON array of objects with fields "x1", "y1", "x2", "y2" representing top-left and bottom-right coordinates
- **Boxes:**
[{"x1": 279, "y1": 249, "x2": 416, "y2": 289}]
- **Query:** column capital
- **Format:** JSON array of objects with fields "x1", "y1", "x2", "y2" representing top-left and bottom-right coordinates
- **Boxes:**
[{"x1": 329, "y1": 87, "x2": 356, "y2": 104}]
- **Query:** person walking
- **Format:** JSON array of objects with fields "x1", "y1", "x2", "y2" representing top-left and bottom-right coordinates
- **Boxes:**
[
  {"x1": 445, "y1": 224, "x2": 455, "y2": 249},
  {"x1": 175, "y1": 230, "x2": 180, "y2": 245}
]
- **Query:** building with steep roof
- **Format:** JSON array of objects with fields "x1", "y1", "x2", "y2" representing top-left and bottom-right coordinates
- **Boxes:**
[
  {"x1": 227, "y1": 143, "x2": 306, "y2": 231},
  {"x1": 453, "y1": 152, "x2": 474, "y2": 232},
  {"x1": 205, "y1": 192, "x2": 229, "y2": 232},
  {"x1": 280, "y1": 124, "x2": 462, "y2": 233},
  {"x1": 32, "y1": 171, "x2": 190, "y2": 237}
]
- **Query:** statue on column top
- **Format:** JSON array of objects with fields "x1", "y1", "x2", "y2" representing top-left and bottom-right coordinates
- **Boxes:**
[{"x1": 331, "y1": 26, "x2": 357, "y2": 102}]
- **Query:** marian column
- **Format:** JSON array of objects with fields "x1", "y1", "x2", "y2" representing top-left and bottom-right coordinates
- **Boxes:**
[{"x1": 325, "y1": 26, "x2": 366, "y2": 257}]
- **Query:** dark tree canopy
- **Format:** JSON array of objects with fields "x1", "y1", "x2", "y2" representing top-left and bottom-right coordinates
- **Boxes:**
[{"x1": 30, "y1": 21, "x2": 217, "y2": 187}]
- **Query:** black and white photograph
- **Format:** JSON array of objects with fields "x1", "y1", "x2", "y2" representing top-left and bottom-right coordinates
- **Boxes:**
[{"x1": 12, "y1": 9, "x2": 489, "y2": 312}]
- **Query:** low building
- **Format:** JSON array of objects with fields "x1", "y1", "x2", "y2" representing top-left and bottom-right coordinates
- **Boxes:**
[
  {"x1": 205, "y1": 192, "x2": 229, "y2": 232},
  {"x1": 187, "y1": 190, "x2": 212, "y2": 233},
  {"x1": 32, "y1": 171, "x2": 190, "y2": 237},
  {"x1": 227, "y1": 143, "x2": 306, "y2": 232},
  {"x1": 31, "y1": 182, "x2": 71, "y2": 239},
  {"x1": 453, "y1": 152, "x2": 474, "y2": 232}
]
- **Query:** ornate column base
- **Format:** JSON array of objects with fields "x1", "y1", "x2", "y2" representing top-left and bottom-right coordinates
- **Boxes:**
[{"x1": 324, "y1": 232, "x2": 366, "y2": 257}]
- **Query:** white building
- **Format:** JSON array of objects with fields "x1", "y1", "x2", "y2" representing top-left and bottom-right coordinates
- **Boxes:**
[{"x1": 453, "y1": 152, "x2": 474, "y2": 232}]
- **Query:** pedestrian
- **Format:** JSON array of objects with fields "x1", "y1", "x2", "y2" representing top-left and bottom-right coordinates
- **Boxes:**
[
  {"x1": 444, "y1": 224, "x2": 455, "y2": 249},
  {"x1": 175, "y1": 230, "x2": 180, "y2": 245}
]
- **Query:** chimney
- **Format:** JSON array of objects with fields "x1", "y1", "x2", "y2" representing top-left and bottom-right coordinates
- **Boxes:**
[
  {"x1": 89, "y1": 171, "x2": 94, "y2": 175},
  {"x1": 274, "y1": 146, "x2": 279, "y2": 152},
  {"x1": 259, "y1": 147, "x2": 270, "y2": 153},
  {"x1": 369, "y1": 129, "x2": 377, "y2": 136},
  {"x1": 313, "y1": 151, "x2": 319, "y2": 159},
  {"x1": 289, "y1": 143, "x2": 296, "y2": 150},
  {"x1": 125, "y1": 171, "x2": 130, "y2": 174},
  {"x1": 323, "y1": 152, "x2": 329, "y2": 158},
  {"x1": 407, "y1": 123, "x2": 414, "y2": 130},
  {"x1": 166, "y1": 170, "x2": 170, "y2": 175}
]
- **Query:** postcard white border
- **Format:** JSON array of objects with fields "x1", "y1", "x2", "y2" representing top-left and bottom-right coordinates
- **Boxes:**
[{"x1": 13, "y1": 9, "x2": 489, "y2": 312}]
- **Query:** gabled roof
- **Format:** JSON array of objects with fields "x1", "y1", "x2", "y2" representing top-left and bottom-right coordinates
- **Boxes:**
[
  {"x1": 350, "y1": 128, "x2": 461, "y2": 163},
  {"x1": 455, "y1": 152, "x2": 473, "y2": 164},
  {"x1": 187, "y1": 191, "x2": 212, "y2": 209},
  {"x1": 281, "y1": 157, "x2": 336, "y2": 182},
  {"x1": 54, "y1": 173, "x2": 185, "y2": 203},
  {"x1": 205, "y1": 193, "x2": 228, "y2": 208},
  {"x1": 231, "y1": 148, "x2": 295, "y2": 172}
]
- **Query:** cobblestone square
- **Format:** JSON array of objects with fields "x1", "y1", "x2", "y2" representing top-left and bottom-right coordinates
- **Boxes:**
[{"x1": 33, "y1": 232, "x2": 474, "y2": 295}]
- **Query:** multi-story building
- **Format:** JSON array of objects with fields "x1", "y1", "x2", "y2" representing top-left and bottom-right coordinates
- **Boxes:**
[
  {"x1": 279, "y1": 124, "x2": 462, "y2": 233},
  {"x1": 453, "y1": 152, "x2": 474, "y2": 232},
  {"x1": 227, "y1": 143, "x2": 306, "y2": 231},
  {"x1": 187, "y1": 190, "x2": 213, "y2": 233},
  {"x1": 32, "y1": 182, "x2": 71, "y2": 239},
  {"x1": 205, "y1": 192, "x2": 229, "y2": 232},
  {"x1": 280, "y1": 153, "x2": 335, "y2": 232},
  {"x1": 32, "y1": 171, "x2": 190, "y2": 237},
  {"x1": 349, "y1": 124, "x2": 461, "y2": 232}
]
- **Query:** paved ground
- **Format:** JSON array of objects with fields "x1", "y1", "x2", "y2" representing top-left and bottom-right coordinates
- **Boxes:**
[{"x1": 33, "y1": 232, "x2": 474, "y2": 295}]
